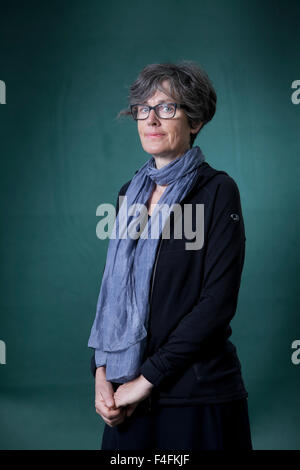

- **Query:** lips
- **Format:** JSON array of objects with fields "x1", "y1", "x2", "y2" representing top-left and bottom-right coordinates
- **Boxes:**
[{"x1": 146, "y1": 133, "x2": 165, "y2": 137}]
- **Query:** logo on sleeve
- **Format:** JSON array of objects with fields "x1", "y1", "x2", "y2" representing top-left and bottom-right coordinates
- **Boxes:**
[{"x1": 230, "y1": 213, "x2": 240, "y2": 222}]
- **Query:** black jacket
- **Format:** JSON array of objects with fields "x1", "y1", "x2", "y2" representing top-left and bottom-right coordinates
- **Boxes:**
[{"x1": 90, "y1": 161, "x2": 249, "y2": 407}]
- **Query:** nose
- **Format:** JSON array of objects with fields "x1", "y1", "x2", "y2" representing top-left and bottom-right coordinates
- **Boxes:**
[{"x1": 147, "y1": 108, "x2": 160, "y2": 125}]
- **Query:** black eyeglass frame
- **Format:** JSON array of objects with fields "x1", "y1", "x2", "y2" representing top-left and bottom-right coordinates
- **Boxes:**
[{"x1": 130, "y1": 102, "x2": 185, "y2": 120}]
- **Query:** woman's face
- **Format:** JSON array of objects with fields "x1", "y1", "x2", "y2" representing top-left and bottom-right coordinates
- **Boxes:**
[{"x1": 137, "y1": 80, "x2": 202, "y2": 164}]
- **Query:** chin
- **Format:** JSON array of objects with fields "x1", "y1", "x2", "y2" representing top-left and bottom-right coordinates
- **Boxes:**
[{"x1": 141, "y1": 141, "x2": 167, "y2": 156}]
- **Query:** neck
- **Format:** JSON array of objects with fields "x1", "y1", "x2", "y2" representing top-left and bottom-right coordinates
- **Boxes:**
[
  {"x1": 153, "y1": 146, "x2": 191, "y2": 169},
  {"x1": 155, "y1": 183, "x2": 167, "y2": 193}
]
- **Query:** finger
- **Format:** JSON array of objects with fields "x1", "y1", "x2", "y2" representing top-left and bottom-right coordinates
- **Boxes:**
[
  {"x1": 114, "y1": 393, "x2": 129, "y2": 409},
  {"x1": 96, "y1": 403, "x2": 125, "y2": 420},
  {"x1": 96, "y1": 406, "x2": 123, "y2": 420},
  {"x1": 100, "y1": 388, "x2": 116, "y2": 409},
  {"x1": 98, "y1": 412, "x2": 123, "y2": 426},
  {"x1": 103, "y1": 410, "x2": 127, "y2": 427},
  {"x1": 96, "y1": 394, "x2": 121, "y2": 416},
  {"x1": 113, "y1": 393, "x2": 122, "y2": 408},
  {"x1": 105, "y1": 416, "x2": 126, "y2": 427}
]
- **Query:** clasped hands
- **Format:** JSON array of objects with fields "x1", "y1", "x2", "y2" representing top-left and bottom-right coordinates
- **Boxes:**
[{"x1": 95, "y1": 366, "x2": 154, "y2": 427}]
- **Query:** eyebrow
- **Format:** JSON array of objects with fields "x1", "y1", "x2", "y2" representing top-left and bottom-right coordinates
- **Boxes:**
[{"x1": 142, "y1": 99, "x2": 170, "y2": 105}]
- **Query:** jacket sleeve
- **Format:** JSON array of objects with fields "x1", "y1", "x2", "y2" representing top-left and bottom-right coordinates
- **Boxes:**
[
  {"x1": 140, "y1": 176, "x2": 247, "y2": 387},
  {"x1": 90, "y1": 179, "x2": 132, "y2": 378}
]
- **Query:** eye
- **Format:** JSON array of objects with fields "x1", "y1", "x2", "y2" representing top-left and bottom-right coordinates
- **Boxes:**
[{"x1": 160, "y1": 103, "x2": 176, "y2": 114}]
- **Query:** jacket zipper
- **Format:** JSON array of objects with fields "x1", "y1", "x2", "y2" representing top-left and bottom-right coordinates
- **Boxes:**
[
  {"x1": 149, "y1": 235, "x2": 163, "y2": 306},
  {"x1": 146, "y1": 235, "x2": 163, "y2": 413},
  {"x1": 145, "y1": 167, "x2": 203, "y2": 412},
  {"x1": 147, "y1": 161, "x2": 202, "y2": 307}
]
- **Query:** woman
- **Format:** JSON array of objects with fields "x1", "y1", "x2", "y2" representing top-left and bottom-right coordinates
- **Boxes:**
[{"x1": 88, "y1": 61, "x2": 253, "y2": 450}]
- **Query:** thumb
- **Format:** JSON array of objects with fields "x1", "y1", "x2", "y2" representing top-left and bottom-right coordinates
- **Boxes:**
[{"x1": 101, "y1": 388, "x2": 115, "y2": 409}]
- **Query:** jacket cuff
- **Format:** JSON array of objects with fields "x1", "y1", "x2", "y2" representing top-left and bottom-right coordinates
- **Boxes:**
[{"x1": 140, "y1": 357, "x2": 169, "y2": 387}]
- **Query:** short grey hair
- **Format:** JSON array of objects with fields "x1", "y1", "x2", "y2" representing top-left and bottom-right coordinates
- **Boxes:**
[{"x1": 117, "y1": 60, "x2": 217, "y2": 147}]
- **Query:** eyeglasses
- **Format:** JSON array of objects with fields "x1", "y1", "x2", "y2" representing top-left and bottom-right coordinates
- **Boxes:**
[{"x1": 130, "y1": 102, "x2": 184, "y2": 120}]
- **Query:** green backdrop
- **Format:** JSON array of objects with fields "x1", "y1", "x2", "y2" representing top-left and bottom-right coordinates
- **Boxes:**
[{"x1": 0, "y1": 0, "x2": 299, "y2": 450}]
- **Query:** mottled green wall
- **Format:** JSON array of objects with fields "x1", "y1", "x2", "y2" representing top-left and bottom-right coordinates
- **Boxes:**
[{"x1": 0, "y1": 0, "x2": 299, "y2": 450}]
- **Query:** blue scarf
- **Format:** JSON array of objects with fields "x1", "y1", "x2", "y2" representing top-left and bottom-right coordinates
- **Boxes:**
[{"x1": 88, "y1": 145, "x2": 206, "y2": 383}]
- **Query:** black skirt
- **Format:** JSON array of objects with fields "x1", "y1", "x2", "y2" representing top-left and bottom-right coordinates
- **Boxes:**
[{"x1": 101, "y1": 397, "x2": 253, "y2": 451}]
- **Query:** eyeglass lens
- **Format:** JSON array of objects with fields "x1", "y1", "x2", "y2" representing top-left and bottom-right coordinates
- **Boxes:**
[{"x1": 132, "y1": 103, "x2": 176, "y2": 119}]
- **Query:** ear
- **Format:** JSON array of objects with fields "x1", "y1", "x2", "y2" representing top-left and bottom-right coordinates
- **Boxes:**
[{"x1": 190, "y1": 121, "x2": 203, "y2": 134}]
